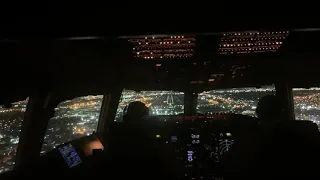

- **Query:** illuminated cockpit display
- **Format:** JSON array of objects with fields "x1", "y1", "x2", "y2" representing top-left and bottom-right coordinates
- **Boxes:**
[
  {"x1": 219, "y1": 139, "x2": 234, "y2": 155},
  {"x1": 58, "y1": 143, "x2": 82, "y2": 168},
  {"x1": 171, "y1": 136, "x2": 178, "y2": 142},
  {"x1": 218, "y1": 133, "x2": 234, "y2": 156},
  {"x1": 187, "y1": 150, "x2": 194, "y2": 162}
]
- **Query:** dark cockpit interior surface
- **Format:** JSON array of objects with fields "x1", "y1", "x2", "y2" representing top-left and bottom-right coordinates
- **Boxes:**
[{"x1": 0, "y1": 22, "x2": 320, "y2": 180}]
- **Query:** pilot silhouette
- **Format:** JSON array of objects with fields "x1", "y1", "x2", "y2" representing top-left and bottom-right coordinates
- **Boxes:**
[
  {"x1": 256, "y1": 94, "x2": 283, "y2": 122},
  {"x1": 107, "y1": 101, "x2": 174, "y2": 180},
  {"x1": 122, "y1": 101, "x2": 149, "y2": 123}
]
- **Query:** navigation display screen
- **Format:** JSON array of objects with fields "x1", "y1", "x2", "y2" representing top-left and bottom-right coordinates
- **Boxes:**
[{"x1": 58, "y1": 143, "x2": 82, "y2": 168}]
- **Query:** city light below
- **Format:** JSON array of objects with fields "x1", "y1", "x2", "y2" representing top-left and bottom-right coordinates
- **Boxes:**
[{"x1": 0, "y1": 87, "x2": 320, "y2": 173}]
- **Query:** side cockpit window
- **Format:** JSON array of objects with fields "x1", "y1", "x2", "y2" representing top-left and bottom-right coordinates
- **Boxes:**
[
  {"x1": 41, "y1": 95, "x2": 103, "y2": 154},
  {"x1": 293, "y1": 88, "x2": 320, "y2": 130},
  {"x1": 0, "y1": 98, "x2": 28, "y2": 174}
]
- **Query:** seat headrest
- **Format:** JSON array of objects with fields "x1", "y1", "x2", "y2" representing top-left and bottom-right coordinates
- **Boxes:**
[{"x1": 275, "y1": 120, "x2": 319, "y2": 138}]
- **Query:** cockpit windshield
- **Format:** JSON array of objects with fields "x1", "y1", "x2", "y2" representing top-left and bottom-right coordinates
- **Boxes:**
[
  {"x1": 114, "y1": 90, "x2": 184, "y2": 121},
  {"x1": 197, "y1": 86, "x2": 275, "y2": 117}
]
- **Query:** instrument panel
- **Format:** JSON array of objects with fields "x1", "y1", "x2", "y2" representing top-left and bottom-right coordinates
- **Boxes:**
[{"x1": 147, "y1": 114, "x2": 241, "y2": 180}]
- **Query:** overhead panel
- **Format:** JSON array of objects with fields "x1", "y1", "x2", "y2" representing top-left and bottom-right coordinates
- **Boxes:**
[{"x1": 218, "y1": 31, "x2": 289, "y2": 54}]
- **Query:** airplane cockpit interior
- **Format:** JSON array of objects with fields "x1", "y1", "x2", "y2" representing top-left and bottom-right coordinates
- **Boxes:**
[{"x1": 0, "y1": 24, "x2": 320, "y2": 180}]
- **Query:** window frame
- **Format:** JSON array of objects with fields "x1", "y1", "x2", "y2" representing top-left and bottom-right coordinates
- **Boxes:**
[{"x1": 16, "y1": 93, "x2": 54, "y2": 166}]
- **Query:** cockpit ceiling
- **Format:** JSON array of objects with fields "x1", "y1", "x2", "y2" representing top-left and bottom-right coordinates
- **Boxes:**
[
  {"x1": 1, "y1": 29, "x2": 320, "y2": 104},
  {"x1": 127, "y1": 31, "x2": 289, "y2": 60}
]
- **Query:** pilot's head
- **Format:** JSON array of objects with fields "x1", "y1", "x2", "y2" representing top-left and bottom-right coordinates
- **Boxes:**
[
  {"x1": 256, "y1": 95, "x2": 283, "y2": 121},
  {"x1": 123, "y1": 101, "x2": 149, "y2": 123}
]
